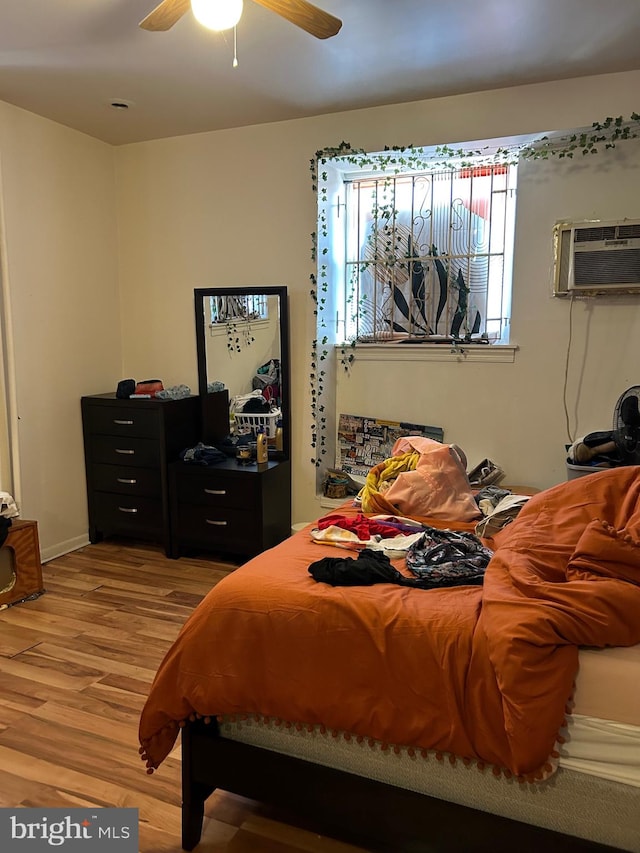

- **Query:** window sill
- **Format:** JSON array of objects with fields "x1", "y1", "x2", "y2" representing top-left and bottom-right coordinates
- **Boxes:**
[{"x1": 337, "y1": 342, "x2": 518, "y2": 364}]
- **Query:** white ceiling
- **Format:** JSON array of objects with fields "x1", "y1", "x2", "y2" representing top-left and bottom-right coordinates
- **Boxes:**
[{"x1": 1, "y1": 0, "x2": 639, "y2": 146}]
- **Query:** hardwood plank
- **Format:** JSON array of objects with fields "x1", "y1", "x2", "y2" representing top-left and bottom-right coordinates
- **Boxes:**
[
  {"x1": 0, "y1": 682, "x2": 46, "y2": 715},
  {"x1": 0, "y1": 668, "x2": 103, "y2": 709},
  {"x1": 80, "y1": 682, "x2": 148, "y2": 713},
  {"x1": 94, "y1": 672, "x2": 156, "y2": 696},
  {"x1": 39, "y1": 576, "x2": 103, "y2": 593},
  {"x1": 56, "y1": 565, "x2": 225, "y2": 595},
  {"x1": 0, "y1": 768, "x2": 94, "y2": 809},
  {"x1": 164, "y1": 589, "x2": 209, "y2": 607},
  {"x1": 34, "y1": 686, "x2": 141, "y2": 724},
  {"x1": 204, "y1": 790, "x2": 262, "y2": 826},
  {"x1": 199, "y1": 813, "x2": 240, "y2": 846},
  {"x1": 0, "y1": 653, "x2": 103, "y2": 691},
  {"x1": 58, "y1": 631, "x2": 176, "y2": 666},
  {"x1": 0, "y1": 704, "x2": 27, "y2": 731},
  {"x1": 23, "y1": 641, "x2": 159, "y2": 682},
  {"x1": 18, "y1": 594, "x2": 114, "y2": 620},
  {"x1": 30, "y1": 701, "x2": 142, "y2": 748},
  {"x1": 226, "y1": 829, "x2": 310, "y2": 852},
  {"x1": 238, "y1": 814, "x2": 367, "y2": 852},
  {"x1": 80, "y1": 589, "x2": 199, "y2": 620},
  {"x1": 44, "y1": 569, "x2": 176, "y2": 597},
  {"x1": 0, "y1": 623, "x2": 41, "y2": 657},
  {"x1": 93, "y1": 610, "x2": 186, "y2": 641},
  {"x1": 0, "y1": 605, "x2": 105, "y2": 639}
]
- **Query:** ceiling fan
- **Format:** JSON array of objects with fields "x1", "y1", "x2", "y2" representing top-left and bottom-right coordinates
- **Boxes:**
[{"x1": 139, "y1": 0, "x2": 342, "y2": 39}]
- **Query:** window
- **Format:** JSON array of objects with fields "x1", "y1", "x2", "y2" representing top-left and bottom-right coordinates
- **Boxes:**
[
  {"x1": 329, "y1": 157, "x2": 517, "y2": 345},
  {"x1": 207, "y1": 293, "x2": 270, "y2": 352},
  {"x1": 208, "y1": 293, "x2": 268, "y2": 326}
]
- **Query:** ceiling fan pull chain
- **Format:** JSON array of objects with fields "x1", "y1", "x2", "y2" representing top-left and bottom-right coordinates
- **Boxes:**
[{"x1": 233, "y1": 25, "x2": 239, "y2": 68}]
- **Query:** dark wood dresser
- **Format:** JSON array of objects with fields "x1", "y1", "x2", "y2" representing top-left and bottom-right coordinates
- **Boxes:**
[
  {"x1": 81, "y1": 393, "x2": 200, "y2": 555},
  {"x1": 169, "y1": 457, "x2": 291, "y2": 559}
]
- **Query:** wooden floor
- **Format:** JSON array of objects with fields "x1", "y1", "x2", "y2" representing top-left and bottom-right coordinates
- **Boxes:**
[{"x1": 0, "y1": 539, "x2": 366, "y2": 853}]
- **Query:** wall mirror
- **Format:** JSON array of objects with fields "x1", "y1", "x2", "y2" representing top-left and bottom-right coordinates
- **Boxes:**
[{"x1": 194, "y1": 286, "x2": 290, "y2": 458}]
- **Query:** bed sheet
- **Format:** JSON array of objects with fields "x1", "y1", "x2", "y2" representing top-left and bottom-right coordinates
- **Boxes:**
[{"x1": 574, "y1": 644, "x2": 640, "y2": 725}]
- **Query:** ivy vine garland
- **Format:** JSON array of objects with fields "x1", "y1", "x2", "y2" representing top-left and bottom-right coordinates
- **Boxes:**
[{"x1": 308, "y1": 114, "x2": 640, "y2": 466}]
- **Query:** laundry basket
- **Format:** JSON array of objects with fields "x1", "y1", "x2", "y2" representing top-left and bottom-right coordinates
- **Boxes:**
[
  {"x1": 235, "y1": 410, "x2": 280, "y2": 439},
  {"x1": 566, "y1": 461, "x2": 610, "y2": 480}
]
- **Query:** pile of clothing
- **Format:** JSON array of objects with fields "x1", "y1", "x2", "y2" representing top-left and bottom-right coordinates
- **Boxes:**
[
  {"x1": 251, "y1": 358, "x2": 281, "y2": 405},
  {"x1": 309, "y1": 515, "x2": 493, "y2": 590},
  {"x1": 474, "y1": 485, "x2": 530, "y2": 538},
  {"x1": 308, "y1": 436, "x2": 530, "y2": 591},
  {"x1": 356, "y1": 436, "x2": 480, "y2": 522}
]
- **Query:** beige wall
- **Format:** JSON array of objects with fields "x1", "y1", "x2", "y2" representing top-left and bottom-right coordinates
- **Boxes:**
[
  {"x1": 0, "y1": 102, "x2": 121, "y2": 558},
  {"x1": 1, "y1": 70, "x2": 639, "y2": 557},
  {"x1": 115, "y1": 70, "x2": 640, "y2": 525}
]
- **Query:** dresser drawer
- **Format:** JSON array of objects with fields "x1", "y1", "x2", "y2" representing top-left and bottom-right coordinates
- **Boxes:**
[
  {"x1": 90, "y1": 435, "x2": 161, "y2": 468},
  {"x1": 94, "y1": 492, "x2": 163, "y2": 536},
  {"x1": 84, "y1": 405, "x2": 160, "y2": 439},
  {"x1": 91, "y1": 463, "x2": 161, "y2": 498},
  {"x1": 175, "y1": 470, "x2": 258, "y2": 508},
  {"x1": 175, "y1": 504, "x2": 258, "y2": 548}
]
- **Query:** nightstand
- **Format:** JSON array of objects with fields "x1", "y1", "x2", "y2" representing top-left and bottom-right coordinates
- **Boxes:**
[{"x1": 169, "y1": 457, "x2": 291, "y2": 559}]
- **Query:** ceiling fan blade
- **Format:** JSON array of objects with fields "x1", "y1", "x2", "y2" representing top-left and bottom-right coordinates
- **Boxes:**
[
  {"x1": 251, "y1": 0, "x2": 342, "y2": 39},
  {"x1": 140, "y1": 0, "x2": 192, "y2": 31}
]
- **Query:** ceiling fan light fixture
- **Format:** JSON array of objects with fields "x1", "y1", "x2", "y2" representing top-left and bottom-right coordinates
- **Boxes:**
[{"x1": 191, "y1": 0, "x2": 243, "y2": 31}]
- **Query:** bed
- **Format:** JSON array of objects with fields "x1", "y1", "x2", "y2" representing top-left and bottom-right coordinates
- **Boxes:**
[{"x1": 139, "y1": 463, "x2": 640, "y2": 852}]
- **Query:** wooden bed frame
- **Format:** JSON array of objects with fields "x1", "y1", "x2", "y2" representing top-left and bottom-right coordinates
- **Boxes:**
[{"x1": 180, "y1": 720, "x2": 621, "y2": 852}]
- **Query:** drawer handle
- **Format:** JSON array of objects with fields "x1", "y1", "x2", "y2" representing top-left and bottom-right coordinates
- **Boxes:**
[
  {"x1": 117, "y1": 478, "x2": 137, "y2": 485},
  {"x1": 118, "y1": 506, "x2": 138, "y2": 514},
  {"x1": 113, "y1": 419, "x2": 134, "y2": 425},
  {"x1": 206, "y1": 519, "x2": 228, "y2": 526},
  {"x1": 115, "y1": 449, "x2": 135, "y2": 455},
  {"x1": 204, "y1": 488, "x2": 226, "y2": 495}
]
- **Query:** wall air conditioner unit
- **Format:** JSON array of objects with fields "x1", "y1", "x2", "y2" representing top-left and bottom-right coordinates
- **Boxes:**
[{"x1": 553, "y1": 219, "x2": 640, "y2": 296}]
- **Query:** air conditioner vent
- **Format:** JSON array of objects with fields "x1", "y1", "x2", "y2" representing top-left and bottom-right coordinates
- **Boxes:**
[
  {"x1": 574, "y1": 223, "x2": 640, "y2": 243},
  {"x1": 553, "y1": 218, "x2": 640, "y2": 296},
  {"x1": 574, "y1": 226, "x2": 617, "y2": 243}
]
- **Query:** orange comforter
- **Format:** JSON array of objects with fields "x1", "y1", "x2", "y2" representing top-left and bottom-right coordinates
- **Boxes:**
[{"x1": 139, "y1": 467, "x2": 640, "y2": 779}]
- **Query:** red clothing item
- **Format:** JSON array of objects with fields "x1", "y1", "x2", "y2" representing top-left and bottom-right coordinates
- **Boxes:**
[{"x1": 317, "y1": 513, "x2": 402, "y2": 540}]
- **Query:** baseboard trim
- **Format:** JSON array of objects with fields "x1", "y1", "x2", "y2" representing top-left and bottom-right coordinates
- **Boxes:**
[{"x1": 41, "y1": 534, "x2": 89, "y2": 564}]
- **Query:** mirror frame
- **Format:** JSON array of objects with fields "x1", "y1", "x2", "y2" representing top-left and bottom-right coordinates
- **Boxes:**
[{"x1": 194, "y1": 286, "x2": 290, "y2": 459}]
